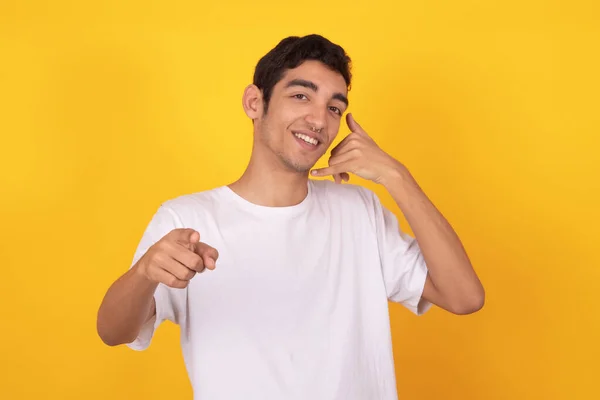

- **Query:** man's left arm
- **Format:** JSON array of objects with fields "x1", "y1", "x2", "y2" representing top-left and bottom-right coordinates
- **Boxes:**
[
  {"x1": 311, "y1": 113, "x2": 485, "y2": 315},
  {"x1": 380, "y1": 164, "x2": 485, "y2": 315}
]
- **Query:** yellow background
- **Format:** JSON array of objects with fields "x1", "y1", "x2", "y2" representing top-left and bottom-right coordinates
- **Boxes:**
[{"x1": 1, "y1": 1, "x2": 598, "y2": 399}]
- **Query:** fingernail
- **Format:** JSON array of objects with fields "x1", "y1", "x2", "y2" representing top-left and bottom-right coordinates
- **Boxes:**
[{"x1": 311, "y1": 170, "x2": 318, "y2": 175}]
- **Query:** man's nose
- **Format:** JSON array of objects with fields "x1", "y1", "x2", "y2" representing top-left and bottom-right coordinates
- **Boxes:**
[{"x1": 305, "y1": 104, "x2": 327, "y2": 132}]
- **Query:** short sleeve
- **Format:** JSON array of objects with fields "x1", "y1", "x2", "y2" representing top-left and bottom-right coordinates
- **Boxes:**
[
  {"x1": 126, "y1": 204, "x2": 189, "y2": 351},
  {"x1": 370, "y1": 191, "x2": 432, "y2": 316}
]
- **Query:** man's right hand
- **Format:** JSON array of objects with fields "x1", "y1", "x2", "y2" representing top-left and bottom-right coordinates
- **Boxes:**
[{"x1": 135, "y1": 228, "x2": 219, "y2": 289}]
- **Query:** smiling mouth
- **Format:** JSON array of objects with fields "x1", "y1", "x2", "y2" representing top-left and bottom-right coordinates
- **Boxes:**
[{"x1": 292, "y1": 131, "x2": 320, "y2": 146}]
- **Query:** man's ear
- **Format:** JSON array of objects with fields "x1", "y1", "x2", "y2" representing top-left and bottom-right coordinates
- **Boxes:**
[{"x1": 242, "y1": 84, "x2": 264, "y2": 120}]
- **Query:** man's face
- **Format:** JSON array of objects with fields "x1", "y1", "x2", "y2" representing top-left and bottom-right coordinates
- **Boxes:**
[{"x1": 255, "y1": 60, "x2": 349, "y2": 173}]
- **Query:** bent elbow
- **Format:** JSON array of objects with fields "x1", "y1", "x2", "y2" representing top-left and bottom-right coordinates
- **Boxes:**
[
  {"x1": 452, "y1": 287, "x2": 485, "y2": 315},
  {"x1": 97, "y1": 316, "x2": 135, "y2": 347},
  {"x1": 97, "y1": 328, "x2": 135, "y2": 347},
  {"x1": 99, "y1": 335, "x2": 121, "y2": 347},
  {"x1": 97, "y1": 323, "x2": 121, "y2": 347}
]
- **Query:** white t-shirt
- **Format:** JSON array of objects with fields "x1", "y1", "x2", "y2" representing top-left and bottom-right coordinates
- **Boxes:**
[{"x1": 127, "y1": 179, "x2": 431, "y2": 400}]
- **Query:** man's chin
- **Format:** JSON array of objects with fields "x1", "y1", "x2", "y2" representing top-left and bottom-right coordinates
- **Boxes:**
[
  {"x1": 281, "y1": 158, "x2": 316, "y2": 174},
  {"x1": 291, "y1": 164, "x2": 314, "y2": 174}
]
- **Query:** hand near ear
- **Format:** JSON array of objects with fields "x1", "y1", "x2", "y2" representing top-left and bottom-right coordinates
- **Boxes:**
[{"x1": 312, "y1": 113, "x2": 404, "y2": 185}]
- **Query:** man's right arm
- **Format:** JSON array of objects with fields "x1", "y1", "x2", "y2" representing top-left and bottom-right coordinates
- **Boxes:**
[
  {"x1": 96, "y1": 263, "x2": 159, "y2": 346},
  {"x1": 96, "y1": 228, "x2": 219, "y2": 347}
]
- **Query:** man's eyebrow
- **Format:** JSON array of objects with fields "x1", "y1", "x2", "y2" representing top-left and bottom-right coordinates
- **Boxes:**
[
  {"x1": 333, "y1": 93, "x2": 349, "y2": 107},
  {"x1": 285, "y1": 79, "x2": 318, "y2": 92},
  {"x1": 285, "y1": 78, "x2": 349, "y2": 107}
]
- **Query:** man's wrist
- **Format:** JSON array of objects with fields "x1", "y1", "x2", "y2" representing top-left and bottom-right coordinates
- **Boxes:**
[
  {"x1": 380, "y1": 163, "x2": 422, "y2": 209},
  {"x1": 131, "y1": 259, "x2": 158, "y2": 290},
  {"x1": 380, "y1": 161, "x2": 410, "y2": 188}
]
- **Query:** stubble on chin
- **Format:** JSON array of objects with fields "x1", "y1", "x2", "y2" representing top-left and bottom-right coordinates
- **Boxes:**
[{"x1": 278, "y1": 152, "x2": 313, "y2": 174}]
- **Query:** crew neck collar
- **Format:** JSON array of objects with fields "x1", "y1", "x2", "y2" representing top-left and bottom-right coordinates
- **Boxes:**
[{"x1": 219, "y1": 179, "x2": 314, "y2": 216}]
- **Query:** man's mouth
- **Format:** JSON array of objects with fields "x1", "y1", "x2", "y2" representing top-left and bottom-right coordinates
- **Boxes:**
[{"x1": 292, "y1": 131, "x2": 320, "y2": 146}]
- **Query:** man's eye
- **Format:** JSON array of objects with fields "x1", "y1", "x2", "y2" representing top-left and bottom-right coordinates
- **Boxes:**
[
  {"x1": 329, "y1": 106, "x2": 341, "y2": 115},
  {"x1": 294, "y1": 94, "x2": 308, "y2": 100}
]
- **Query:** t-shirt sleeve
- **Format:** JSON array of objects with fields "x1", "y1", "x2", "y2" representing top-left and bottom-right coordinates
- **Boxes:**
[
  {"x1": 126, "y1": 204, "x2": 188, "y2": 351},
  {"x1": 369, "y1": 190, "x2": 432, "y2": 316}
]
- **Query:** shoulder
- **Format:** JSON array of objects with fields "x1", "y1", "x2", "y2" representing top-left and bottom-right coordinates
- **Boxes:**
[
  {"x1": 156, "y1": 186, "x2": 227, "y2": 224},
  {"x1": 310, "y1": 179, "x2": 379, "y2": 209}
]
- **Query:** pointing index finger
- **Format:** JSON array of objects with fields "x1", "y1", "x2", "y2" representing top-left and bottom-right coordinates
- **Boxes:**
[
  {"x1": 192, "y1": 242, "x2": 219, "y2": 270},
  {"x1": 172, "y1": 228, "x2": 200, "y2": 245}
]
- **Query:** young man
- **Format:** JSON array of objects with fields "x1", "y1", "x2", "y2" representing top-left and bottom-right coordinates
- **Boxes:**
[{"x1": 97, "y1": 34, "x2": 484, "y2": 399}]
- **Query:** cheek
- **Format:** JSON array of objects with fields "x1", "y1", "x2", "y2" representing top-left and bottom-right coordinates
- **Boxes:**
[
  {"x1": 282, "y1": 105, "x2": 304, "y2": 127},
  {"x1": 267, "y1": 102, "x2": 295, "y2": 130},
  {"x1": 259, "y1": 115, "x2": 287, "y2": 145},
  {"x1": 327, "y1": 119, "x2": 342, "y2": 140}
]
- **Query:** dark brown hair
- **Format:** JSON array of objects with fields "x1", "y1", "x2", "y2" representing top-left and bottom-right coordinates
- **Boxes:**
[{"x1": 253, "y1": 34, "x2": 352, "y2": 113}]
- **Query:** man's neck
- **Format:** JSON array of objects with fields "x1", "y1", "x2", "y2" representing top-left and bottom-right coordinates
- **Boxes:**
[{"x1": 228, "y1": 156, "x2": 310, "y2": 208}]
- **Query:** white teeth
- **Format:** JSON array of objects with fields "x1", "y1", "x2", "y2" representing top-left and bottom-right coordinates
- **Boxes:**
[{"x1": 294, "y1": 133, "x2": 318, "y2": 145}]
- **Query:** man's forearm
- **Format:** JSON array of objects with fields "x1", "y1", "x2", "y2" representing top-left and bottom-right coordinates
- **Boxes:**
[
  {"x1": 97, "y1": 264, "x2": 158, "y2": 346},
  {"x1": 381, "y1": 163, "x2": 485, "y2": 314}
]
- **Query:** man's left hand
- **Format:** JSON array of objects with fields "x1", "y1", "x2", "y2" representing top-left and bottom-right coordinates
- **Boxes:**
[{"x1": 311, "y1": 113, "x2": 404, "y2": 185}]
